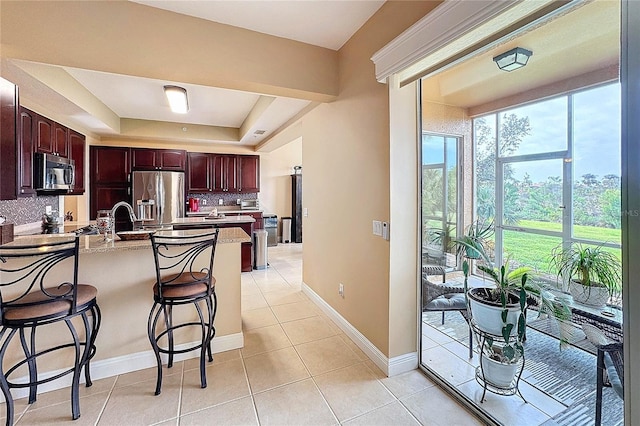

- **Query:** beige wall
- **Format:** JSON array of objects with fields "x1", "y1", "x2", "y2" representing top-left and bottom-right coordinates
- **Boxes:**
[{"x1": 266, "y1": 2, "x2": 440, "y2": 357}]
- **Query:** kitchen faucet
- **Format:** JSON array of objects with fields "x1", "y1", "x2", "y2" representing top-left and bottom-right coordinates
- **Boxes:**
[{"x1": 110, "y1": 201, "x2": 139, "y2": 239}]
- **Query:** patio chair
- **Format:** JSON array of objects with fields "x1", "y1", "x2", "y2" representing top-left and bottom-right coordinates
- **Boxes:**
[
  {"x1": 582, "y1": 323, "x2": 624, "y2": 426},
  {"x1": 422, "y1": 265, "x2": 473, "y2": 359}
]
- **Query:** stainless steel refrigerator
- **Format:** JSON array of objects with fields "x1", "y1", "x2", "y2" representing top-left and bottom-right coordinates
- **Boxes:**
[{"x1": 132, "y1": 171, "x2": 185, "y2": 227}]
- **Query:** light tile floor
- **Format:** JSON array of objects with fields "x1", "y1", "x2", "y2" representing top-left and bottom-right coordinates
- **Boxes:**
[{"x1": 7, "y1": 243, "x2": 482, "y2": 425}]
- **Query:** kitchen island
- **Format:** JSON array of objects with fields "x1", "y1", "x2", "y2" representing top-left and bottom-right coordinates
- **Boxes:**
[{"x1": 1, "y1": 228, "x2": 249, "y2": 397}]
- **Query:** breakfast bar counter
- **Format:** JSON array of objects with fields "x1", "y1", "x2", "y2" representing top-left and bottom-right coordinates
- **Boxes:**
[{"x1": 3, "y1": 228, "x2": 249, "y2": 392}]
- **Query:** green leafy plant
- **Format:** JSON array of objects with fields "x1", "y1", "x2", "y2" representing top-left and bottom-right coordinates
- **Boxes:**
[
  {"x1": 453, "y1": 219, "x2": 494, "y2": 260},
  {"x1": 462, "y1": 242, "x2": 572, "y2": 361},
  {"x1": 464, "y1": 259, "x2": 529, "y2": 363},
  {"x1": 550, "y1": 243, "x2": 622, "y2": 296}
]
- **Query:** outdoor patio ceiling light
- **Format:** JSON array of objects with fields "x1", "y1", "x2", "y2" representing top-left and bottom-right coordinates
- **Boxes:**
[
  {"x1": 163, "y1": 85, "x2": 189, "y2": 114},
  {"x1": 492, "y1": 47, "x2": 533, "y2": 72}
]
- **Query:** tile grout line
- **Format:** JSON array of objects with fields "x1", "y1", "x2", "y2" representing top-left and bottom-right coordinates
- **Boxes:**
[{"x1": 94, "y1": 375, "x2": 119, "y2": 426}]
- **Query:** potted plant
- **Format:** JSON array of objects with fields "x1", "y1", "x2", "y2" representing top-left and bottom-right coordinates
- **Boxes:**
[
  {"x1": 459, "y1": 240, "x2": 572, "y2": 388},
  {"x1": 550, "y1": 243, "x2": 622, "y2": 307},
  {"x1": 462, "y1": 259, "x2": 528, "y2": 387}
]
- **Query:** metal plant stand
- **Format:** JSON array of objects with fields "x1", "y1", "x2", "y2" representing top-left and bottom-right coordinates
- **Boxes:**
[{"x1": 472, "y1": 321, "x2": 527, "y2": 403}]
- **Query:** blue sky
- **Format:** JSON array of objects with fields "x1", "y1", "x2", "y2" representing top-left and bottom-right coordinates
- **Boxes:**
[
  {"x1": 505, "y1": 83, "x2": 621, "y2": 182},
  {"x1": 421, "y1": 83, "x2": 621, "y2": 184}
]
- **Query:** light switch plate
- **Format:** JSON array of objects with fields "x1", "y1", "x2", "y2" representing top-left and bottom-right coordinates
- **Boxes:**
[
  {"x1": 303, "y1": 208, "x2": 308, "y2": 217},
  {"x1": 372, "y1": 220, "x2": 383, "y2": 236}
]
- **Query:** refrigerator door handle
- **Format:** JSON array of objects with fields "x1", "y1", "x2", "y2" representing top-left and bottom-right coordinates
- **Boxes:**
[{"x1": 157, "y1": 173, "x2": 163, "y2": 224}]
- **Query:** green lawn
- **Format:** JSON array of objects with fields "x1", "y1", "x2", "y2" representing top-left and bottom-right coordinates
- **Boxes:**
[
  {"x1": 501, "y1": 220, "x2": 622, "y2": 282},
  {"x1": 517, "y1": 220, "x2": 621, "y2": 243}
]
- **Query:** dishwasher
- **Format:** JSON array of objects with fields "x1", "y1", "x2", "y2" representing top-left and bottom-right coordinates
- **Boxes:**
[{"x1": 263, "y1": 214, "x2": 278, "y2": 247}]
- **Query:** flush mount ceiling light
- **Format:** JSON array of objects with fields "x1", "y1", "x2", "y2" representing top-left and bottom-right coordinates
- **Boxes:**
[
  {"x1": 163, "y1": 85, "x2": 189, "y2": 114},
  {"x1": 492, "y1": 47, "x2": 533, "y2": 72}
]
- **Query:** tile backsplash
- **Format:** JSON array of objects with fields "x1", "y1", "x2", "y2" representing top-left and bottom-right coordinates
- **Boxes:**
[
  {"x1": 189, "y1": 192, "x2": 258, "y2": 207},
  {"x1": 0, "y1": 196, "x2": 59, "y2": 226}
]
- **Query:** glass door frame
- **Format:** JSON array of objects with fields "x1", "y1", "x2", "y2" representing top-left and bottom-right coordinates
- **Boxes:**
[{"x1": 421, "y1": 132, "x2": 464, "y2": 270}]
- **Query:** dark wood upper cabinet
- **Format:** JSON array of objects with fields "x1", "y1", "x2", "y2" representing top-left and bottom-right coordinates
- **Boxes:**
[
  {"x1": 132, "y1": 148, "x2": 186, "y2": 171},
  {"x1": 92, "y1": 146, "x2": 131, "y2": 184},
  {"x1": 17, "y1": 106, "x2": 36, "y2": 197},
  {"x1": 53, "y1": 122, "x2": 69, "y2": 158},
  {"x1": 212, "y1": 154, "x2": 237, "y2": 193},
  {"x1": 186, "y1": 152, "x2": 259, "y2": 194},
  {"x1": 159, "y1": 150, "x2": 186, "y2": 170},
  {"x1": 68, "y1": 130, "x2": 85, "y2": 195},
  {"x1": 238, "y1": 155, "x2": 260, "y2": 193},
  {"x1": 187, "y1": 152, "x2": 212, "y2": 192},
  {"x1": 35, "y1": 114, "x2": 54, "y2": 155},
  {"x1": 131, "y1": 148, "x2": 155, "y2": 170},
  {"x1": 0, "y1": 78, "x2": 17, "y2": 200}
]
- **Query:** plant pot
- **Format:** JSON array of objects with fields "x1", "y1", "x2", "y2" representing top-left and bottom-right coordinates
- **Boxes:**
[
  {"x1": 481, "y1": 356, "x2": 518, "y2": 388},
  {"x1": 568, "y1": 280, "x2": 610, "y2": 307},
  {"x1": 468, "y1": 288, "x2": 521, "y2": 336}
]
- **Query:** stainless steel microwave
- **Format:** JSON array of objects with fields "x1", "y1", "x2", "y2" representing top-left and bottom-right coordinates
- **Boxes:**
[
  {"x1": 34, "y1": 152, "x2": 75, "y2": 193},
  {"x1": 241, "y1": 199, "x2": 259, "y2": 210}
]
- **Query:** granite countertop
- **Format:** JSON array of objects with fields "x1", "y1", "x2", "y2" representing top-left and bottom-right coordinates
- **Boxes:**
[{"x1": 7, "y1": 228, "x2": 251, "y2": 254}]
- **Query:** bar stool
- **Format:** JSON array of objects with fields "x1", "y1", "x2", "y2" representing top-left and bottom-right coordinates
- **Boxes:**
[
  {"x1": 0, "y1": 236, "x2": 101, "y2": 425},
  {"x1": 148, "y1": 229, "x2": 219, "y2": 395}
]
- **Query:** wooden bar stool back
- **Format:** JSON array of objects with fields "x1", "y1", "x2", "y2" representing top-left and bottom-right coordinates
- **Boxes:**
[
  {"x1": 0, "y1": 236, "x2": 101, "y2": 425},
  {"x1": 148, "y1": 229, "x2": 219, "y2": 395}
]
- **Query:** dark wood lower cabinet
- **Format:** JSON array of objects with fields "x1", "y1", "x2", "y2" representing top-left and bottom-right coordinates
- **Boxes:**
[{"x1": 173, "y1": 222, "x2": 254, "y2": 272}]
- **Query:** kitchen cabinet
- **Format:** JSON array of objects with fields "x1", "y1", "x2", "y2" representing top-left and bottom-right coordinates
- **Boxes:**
[
  {"x1": 212, "y1": 154, "x2": 237, "y2": 193},
  {"x1": 186, "y1": 152, "x2": 260, "y2": 194},
  {"x1": 34, "y1": 114, "x2": 53, "y2": 155},
  {"x1": 238, "y1": 155, "x2": 260, "y2": 193},
  {"x1": 90, "y1": 146, "x2": 131, "y2": 229},
  {"x1": 0, "y1": 78, "x2": 17, "y2": 200},
  {"x1": 17, "y1": 107, "x2": 86, "y2": 196},
  {"x1": 173, "y1": 221, "x2": 254, "y2": 272},
  {"x1": 53, "y1": 122, "x2": 69, "y2": 158},
  {"x1": 186, "y1": 152, "x2": 212, "y2": 192},
  {"x1": 224, "y1": 211, "x2": 263, "y2": 229},
  {"x1": 17, "y1": 106, "x2": 36, "y2": 197},
  {"x1": 68, "y1": 130, "x2": 85, "y2": 195},
  {"x1": 132, "y1": 148, "x2": 186, "y2": 171}
]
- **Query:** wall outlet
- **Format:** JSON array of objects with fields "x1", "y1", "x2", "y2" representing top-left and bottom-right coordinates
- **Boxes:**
[
  {"x1": 45, "y1": 205, "x2": 52, "y2": 214},
  {"x1": 338, "y1": 283, "x2": 344, "y2": 297},
  {"x1": 218, "y1": 199, "x2": 224, "y2": 206},
  {"x1": 201, "y1": 199, "x2": 207, "y2": 206},
  {"x1": 236, "y1": 198, "x2": 241, "y2": 205}
]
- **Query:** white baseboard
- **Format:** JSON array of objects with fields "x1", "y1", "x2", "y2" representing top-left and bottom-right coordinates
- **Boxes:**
[
  {"x1": 301, "y1": 282, "x2": 417, "y2": 377},
  {"x1": 9, "y1": 332, "x2": 244, "y2": 400}
]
